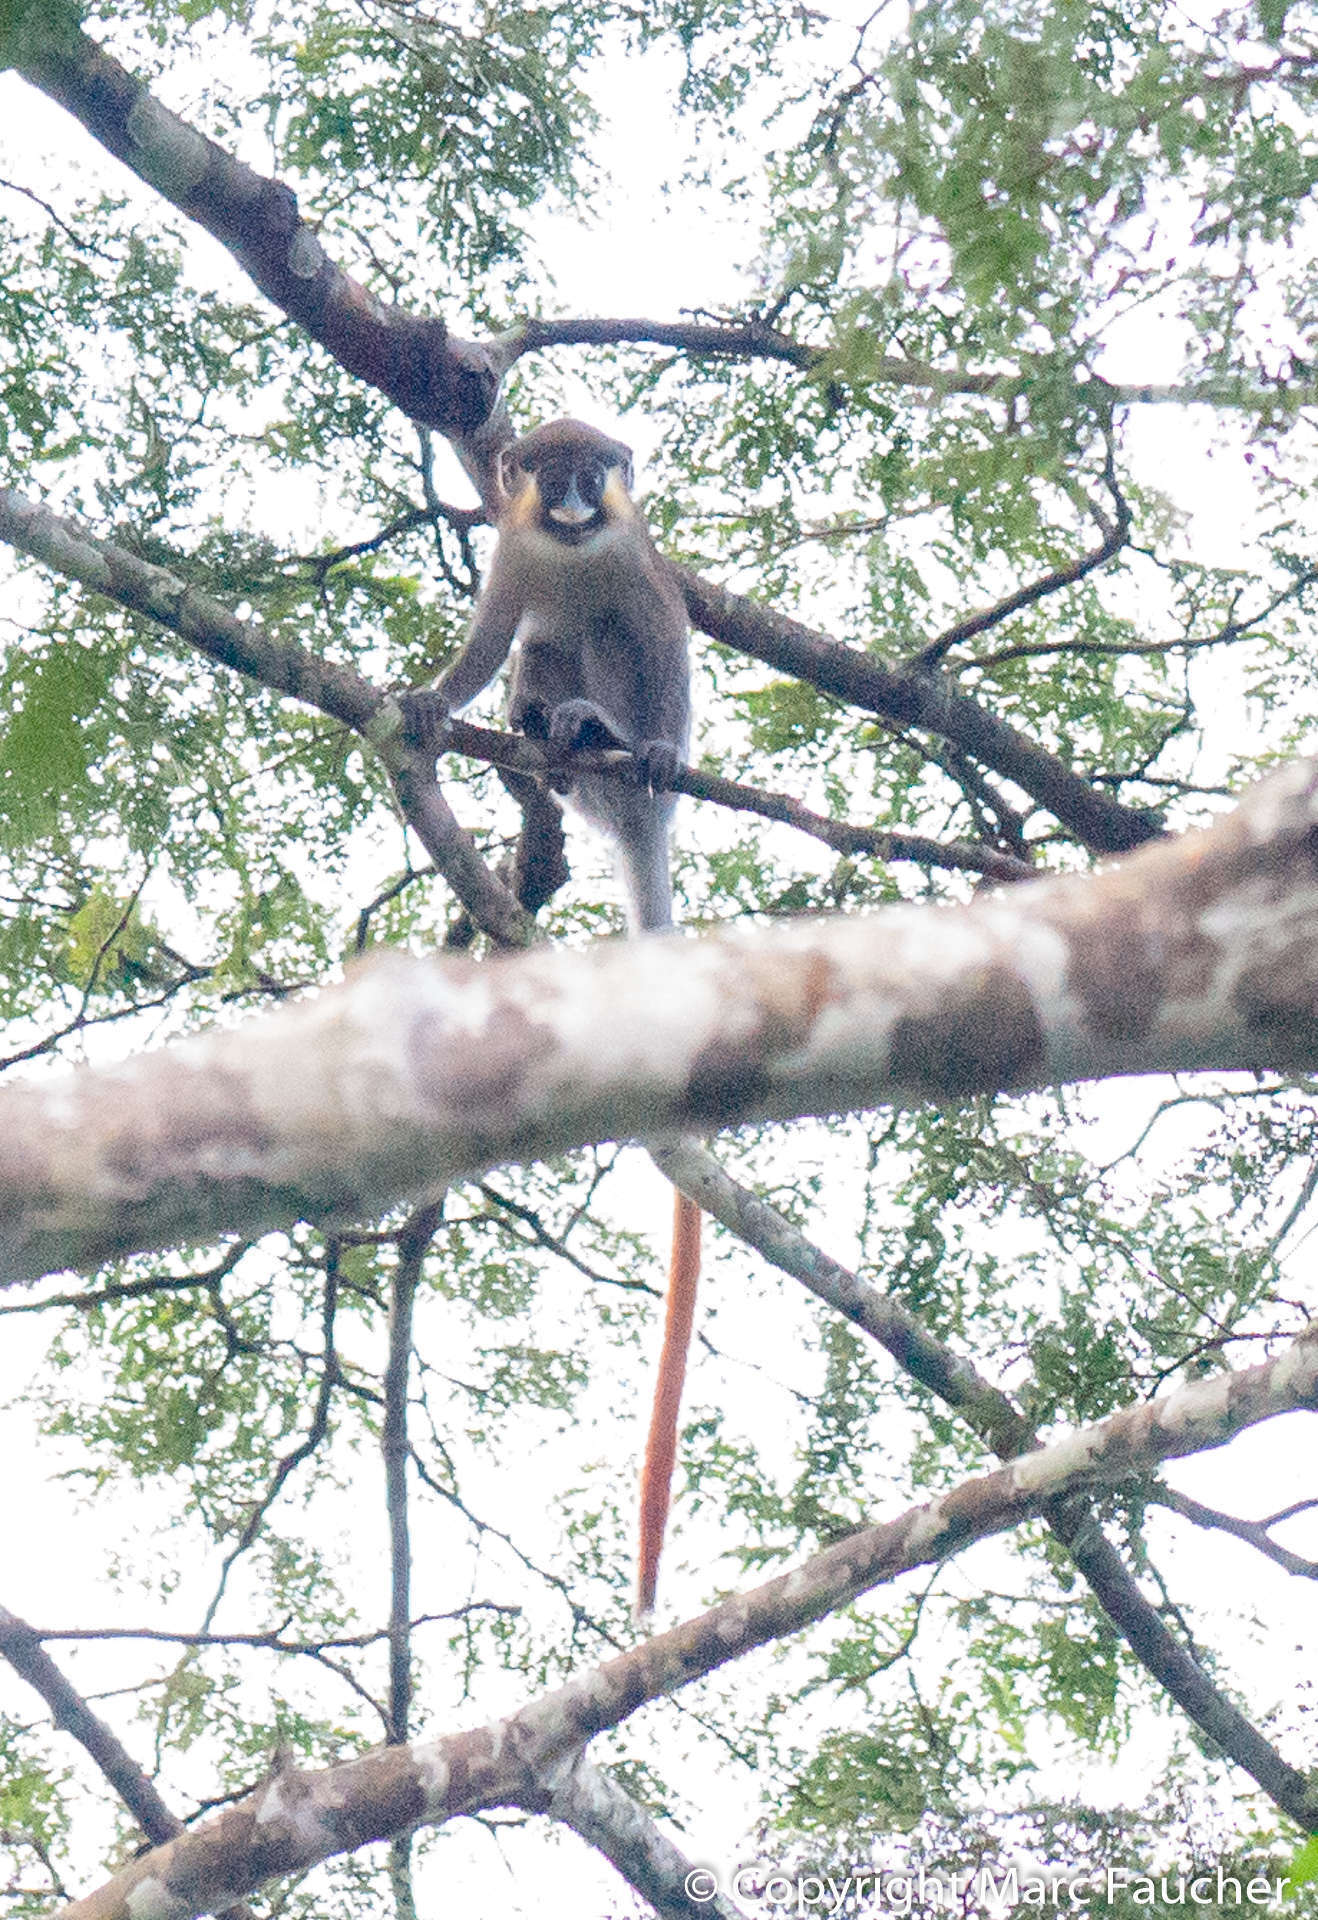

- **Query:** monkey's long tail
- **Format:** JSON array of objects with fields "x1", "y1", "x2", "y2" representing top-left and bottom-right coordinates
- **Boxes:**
[{"x1": 635, "y1": 1188, "x2": 702, "y2": 1623}]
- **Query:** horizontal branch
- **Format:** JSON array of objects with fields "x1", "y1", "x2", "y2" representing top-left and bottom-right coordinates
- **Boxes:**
[
  {"x1": 435, "y1": 717, "x2": 1034, "y2": 883},
  {"x1": 4, "y1": 758, "x2": 1318, "y2": 1285},
  {"x1": 505, "y1": 317, "x2": 1318, "y2": 414},
  {"x1": 0, "y1": 485, "x2": 1028, "y2": 931},
  {"x1": 52, "y1": 1329, "x2": 1318, "y2": 1919}
]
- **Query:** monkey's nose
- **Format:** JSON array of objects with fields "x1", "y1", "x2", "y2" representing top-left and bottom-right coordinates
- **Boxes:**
[{"x1": 547, "y1": 474, "x2": 601, "y2": 526}]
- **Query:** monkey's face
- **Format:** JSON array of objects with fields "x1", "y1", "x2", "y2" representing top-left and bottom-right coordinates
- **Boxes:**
[
  {"x1": 520, "y1": 451, "x2": 628, "y2": 549},
  {"x1": 501, "y1": 422, "x2": 637, "y2": 547}
]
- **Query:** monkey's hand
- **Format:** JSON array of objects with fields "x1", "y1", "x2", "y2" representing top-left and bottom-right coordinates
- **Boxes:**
[
  {"x1": 396, "y1": 687, "x2": 454, "y2": 754},
  {"x1": 632, "y1": 737, "x2": 684, "y2": 796}
]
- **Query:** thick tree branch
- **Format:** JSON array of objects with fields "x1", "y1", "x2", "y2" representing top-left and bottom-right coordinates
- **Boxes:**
[
  {"x1": 0, "y1": 1607, "x2": 259, "y2": 1920},
  {"x1": 48, "y1": 1331, "x2": 1318, "y2": 1920},
  {"x1": 0, "y1": 486, "x2": 1029, "y2": 929},
  {"x1": 4, "y1": 755, "x2": 1318, "y2": 1286},
  {"x1": 6, "y1": 11, "x2": 511, "y2": 495},
  {"x1": 653, "y1": 1141, "x2": 1318, "y2": 1830},
  {"x1": 543, "y1": 1755, "x2": 750, "y2": 1920},
  {"x1": 677, "y1": 568, "x2": 1162, "y2": 854},
  {"x1": 0, "y1": 487, "x2": 534, "y2": 948}
]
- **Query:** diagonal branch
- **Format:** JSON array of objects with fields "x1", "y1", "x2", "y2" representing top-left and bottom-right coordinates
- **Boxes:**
[
  {"x1": 6, "y1": 754, "x2": 1317, "y2": 1288},
  {"x1": 0, "y1": 486, "x2": 534, "y2": 948},
  {"x1": 677, "y1": 567, "x2": 1162, "y2": 855},
  {"x1": 434, "y1": 716, "x2": 1035, "y2": 883},
  {"x1": 7, "y1": 11, "x2": 510, "y2": 491},
  {"x1": 0, "y1": 1606, "x2": 258, "y2": 1920},
  {"x1": 1153, "y1": 1485, "x2": 1318, "y2": 1580},
  {"x1": 0, "y1": 1605, "x2": 184, "y2": 1844},
  {"x1": 46, "y1": 1329, "x2": 1318, "y2": 1920},
  {"x1": 653, "y1": 1140, "x2": 1318, "y2": 1830},
  {"x1": 543, "y1": 1754, "x2": 751, "y2": 1920}
]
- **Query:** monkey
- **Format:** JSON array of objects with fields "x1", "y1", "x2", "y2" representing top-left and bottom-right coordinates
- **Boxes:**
[{"x1": 402, "y1": 418, "x2": 700, "y2": 1621}]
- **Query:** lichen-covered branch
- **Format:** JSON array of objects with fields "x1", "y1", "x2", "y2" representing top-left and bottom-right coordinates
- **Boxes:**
[
  {"x1": 543, "y1": 1756, "x2": 751, "y2": 1920},
  {"x1": 7, "y1": 9, "x2": 511, "y2": 493},
  {"x1": 0, "y1": 486, "x2": 534, "y2": 948},
  {"x1": 653, "y1": 1141, "x2": 1318, "y2": 1830},
  {"x1": 49, "y1": 1331, "x2": 1318, "y2": 1920},
  {"x1": 6, "y1": 757, "x2": 1318, "y2": 1287}
]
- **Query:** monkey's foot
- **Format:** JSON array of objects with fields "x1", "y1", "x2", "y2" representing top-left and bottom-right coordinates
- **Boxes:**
[
  {"x1": 632, "y1": 738, "x2": 683, "y2": 795},
  {"x1": 545, "y1": 697, "x2": 626, "y2": 762}
]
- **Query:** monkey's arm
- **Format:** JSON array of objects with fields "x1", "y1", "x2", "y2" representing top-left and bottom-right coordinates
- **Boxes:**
[{"x1": 401, "y1": 565, "x2": 524, "y2": 749}]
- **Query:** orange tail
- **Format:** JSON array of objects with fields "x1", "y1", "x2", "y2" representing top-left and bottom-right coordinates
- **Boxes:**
[{"x1": 635, "y1": 1188, "x2": 702, "y2": 1623}]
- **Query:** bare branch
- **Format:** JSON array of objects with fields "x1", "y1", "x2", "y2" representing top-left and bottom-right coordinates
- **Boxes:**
[
  {"x1": 197, "y1": 1253, "x2": 341, "y2": 1635},
  {"x1": 653, "y1": 1141, "x2": 1318, "y2": 1829},
  {"x1": 385, "y1": 1206, "x2": 441, "y2": 1744},
  {"x1": 436, "y1": 716, "x2": 1035, "y2": 883},
  {"x1": 0, "y1": 1606, "x2": 184, "y2": 1844},
  {"x1": 677, "y1": 567, "x2": 1162, "y2": 854},
  {"x1": 508, "y1": 311, "x2": 816, "y2": 370},
  {"x1": 0, "y1": 1608, "x2": 259, "y2": 1919},
  {"x1": 1154, "y1": 1485, "x2": 1318, "y2": 1580},
  {"x1": 910, "y1": 433, "x2": 1132, "y2": 671}
]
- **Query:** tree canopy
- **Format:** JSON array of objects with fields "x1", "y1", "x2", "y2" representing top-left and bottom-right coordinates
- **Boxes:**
[{"x1": 1, "y1": 0, "x2": 1318, "y2": 1915}]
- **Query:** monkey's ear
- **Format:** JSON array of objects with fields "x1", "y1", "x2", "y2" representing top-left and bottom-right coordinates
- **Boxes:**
[
  {"x1": 619, "y1": 453, "x2": 635, "y2": 492},
  {"x1": 496, "y1": 445, "x2": 522, "y2": 504}
]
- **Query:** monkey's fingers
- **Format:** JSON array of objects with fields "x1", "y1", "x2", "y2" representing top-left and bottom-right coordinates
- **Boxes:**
[
  {"x1": 632, "y1": 738, "x2": 683, "y2": 796},
  {"x1": 396, "y1": 687, "x2": 454, "y2": 753}
]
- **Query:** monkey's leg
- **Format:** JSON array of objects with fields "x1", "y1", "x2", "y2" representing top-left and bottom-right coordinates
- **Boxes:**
[{"x1": 544, "y1": 696, "x2": 628, "y2": 762}]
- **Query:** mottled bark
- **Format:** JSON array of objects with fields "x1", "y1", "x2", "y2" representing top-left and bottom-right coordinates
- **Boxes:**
[
  {"x1": 7, "y1": 10, "x2": 510, "y2": 490},
  {"x1": 653, "y1": 1141, "x2": 1318, "y2": 1830},
  {"x1": 49, "y1": 1329, "x2": 1318, "y2": 1920},
  {"x1": 5, "y1": 758, "x2": 1318, "y2": 1287},
  {"x1": 0, "y1": 487, "x2": 534, "y2": 948}
]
